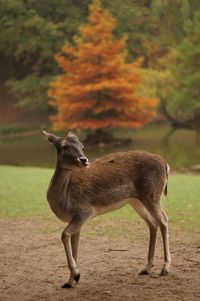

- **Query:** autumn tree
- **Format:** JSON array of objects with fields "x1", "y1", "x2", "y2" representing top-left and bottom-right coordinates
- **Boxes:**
[{"x1": 48, "y1": 0, "x2": 157, "y2": 136}]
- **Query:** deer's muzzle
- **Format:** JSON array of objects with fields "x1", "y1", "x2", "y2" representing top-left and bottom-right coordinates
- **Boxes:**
[{"x1": 77, "y1": 156, "x2": 89, "y2": 166}]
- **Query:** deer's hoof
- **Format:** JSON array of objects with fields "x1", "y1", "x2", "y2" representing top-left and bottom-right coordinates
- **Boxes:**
[
  {"x1": 62, "y1": 283, "x2": 72, "y2": 289},
  {"x1": 139, "y1": 269, "x2": 151, "y2": 276},
  {"x1": 160, "y1": 268, "x2": 169, "y2": 276},
  {"x1": 74, "y1": 273, "x2": 80, "y2": 283}
]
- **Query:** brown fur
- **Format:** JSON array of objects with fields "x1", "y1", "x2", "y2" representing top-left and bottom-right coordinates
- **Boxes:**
[{"x1": 69, "y1": 151, "x2": 167, "y2": 209}]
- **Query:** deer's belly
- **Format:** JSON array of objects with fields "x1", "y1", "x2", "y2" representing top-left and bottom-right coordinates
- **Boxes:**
[{"x1": 92, "y1": 198, "x2": 129, "y2": 217}]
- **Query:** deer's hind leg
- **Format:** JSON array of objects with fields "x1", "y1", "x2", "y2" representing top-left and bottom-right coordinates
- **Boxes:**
[
  {"x1": 143, "y1": 202, "x2": 171, "y2": 276},
  {"x1": 157, "y1": 209, "x2": 171, "y2": 275},
  {"x1": 129, "y1": 198, "x2": 158, "y2": 275}
]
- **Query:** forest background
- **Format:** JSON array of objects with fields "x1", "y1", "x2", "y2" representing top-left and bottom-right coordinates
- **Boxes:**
[{"x1": 1, "y1": 0, "x2": 200, "y2": 134}]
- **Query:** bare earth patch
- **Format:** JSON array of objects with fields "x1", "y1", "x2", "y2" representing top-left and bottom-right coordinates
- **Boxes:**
[{"x1": 0, "y1": 218, "x2": 199, "y2": 301}]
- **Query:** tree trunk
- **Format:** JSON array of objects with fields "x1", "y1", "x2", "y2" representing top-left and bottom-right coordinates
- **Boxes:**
[
  {"x1": 160, "y1": 98, "x2": 194, "y2": 129},
  {"x1": 84, "y1": 129, "x2": 132, "y2": 147}
]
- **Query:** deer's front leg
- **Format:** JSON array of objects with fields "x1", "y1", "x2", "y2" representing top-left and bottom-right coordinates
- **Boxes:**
[
  {"x1": 71, "y1": 231, "x2": 80, "y2": 264},
  {"x1": 61, "y1": 214, "x2": 89, "y2": 288},
  {"x1": 63, "y1": 231, "x2": 81, "y2": 288}
]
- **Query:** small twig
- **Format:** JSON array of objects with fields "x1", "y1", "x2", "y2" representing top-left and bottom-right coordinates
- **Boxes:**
[
  {"x1": 58, "y1": 265, "x2": 67, "y2": 268},
  {"x1": 108, "y1": 248, "x2": 128, "y2": 252}
]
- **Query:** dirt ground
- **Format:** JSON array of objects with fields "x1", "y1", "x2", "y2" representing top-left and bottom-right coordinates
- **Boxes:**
[{"x1": 0, "y1": 218, "x2": 199, "y2": 301}]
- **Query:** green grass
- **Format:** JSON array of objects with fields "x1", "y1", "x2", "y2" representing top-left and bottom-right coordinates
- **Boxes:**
[
  {"x1": 0, "y1": 166, "x2": 200, "y2": 233},
  {"x1": 0, "y1": 165, "x2": 51, "y2": 217}
]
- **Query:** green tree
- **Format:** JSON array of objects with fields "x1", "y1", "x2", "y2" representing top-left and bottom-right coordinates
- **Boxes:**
[
  {"x1": 102, "y1": 0, "x2": 159, "y2": 65},
  {"x1": 151, "y1": 0, "x2": 190, "y2": 45},
  {"x1": 0, "y1": 0, "x2": 90, "y2": 108},
  {"x1": 137, "y1": 49, "x2": 178, "y2": 123},
  {"x1": 170, "y1": 9, "x2": 200, "y2": 127}
]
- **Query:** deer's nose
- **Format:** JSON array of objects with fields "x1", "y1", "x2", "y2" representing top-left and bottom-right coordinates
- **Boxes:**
[{"x1": 79, "y1": 156, "x2": 88, "y2": 165}]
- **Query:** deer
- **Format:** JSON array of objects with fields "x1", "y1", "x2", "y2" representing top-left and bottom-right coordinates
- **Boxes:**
[{"x1": 43, "y1": 130, "x2": 171, "y2": 288}]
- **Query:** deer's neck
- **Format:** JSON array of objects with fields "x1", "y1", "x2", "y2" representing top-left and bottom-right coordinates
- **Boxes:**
[{"x1": 47, "y1": 163, "x2": 72, "y2": 206}]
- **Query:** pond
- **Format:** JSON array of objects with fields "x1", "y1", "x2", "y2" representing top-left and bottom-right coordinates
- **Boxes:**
[{"x1": 0, "y1": 124, "x2": 200, "y2": 170}]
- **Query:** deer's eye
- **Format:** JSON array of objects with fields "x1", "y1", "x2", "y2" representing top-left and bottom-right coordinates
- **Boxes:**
[{"x1": 62, "y1": 145, "x2": 69, "y2": 151}]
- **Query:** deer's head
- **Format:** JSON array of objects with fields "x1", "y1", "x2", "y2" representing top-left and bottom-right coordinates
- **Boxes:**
[{"x1": 43, "y1": 130, "x2": 89, "y2": 169}]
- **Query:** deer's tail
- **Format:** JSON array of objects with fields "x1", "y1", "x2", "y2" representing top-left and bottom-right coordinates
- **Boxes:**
[{"x1": 163, "y1": 163, "x2": 170, "y2": 196}]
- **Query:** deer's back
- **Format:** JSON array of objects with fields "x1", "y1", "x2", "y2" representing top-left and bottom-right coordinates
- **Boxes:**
[{"x1": 68, "y1": 151, "x2": 167, "y2": 208}]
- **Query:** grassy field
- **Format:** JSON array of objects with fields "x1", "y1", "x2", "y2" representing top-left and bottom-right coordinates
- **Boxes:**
[{"x1": 0, "y1": 165, "x2": 200, "y2": 236}]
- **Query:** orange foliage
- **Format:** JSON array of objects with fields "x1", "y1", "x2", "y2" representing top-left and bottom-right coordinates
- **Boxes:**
[{"x1": 48, "y1": 0, "x2": 157, "y2": 130}]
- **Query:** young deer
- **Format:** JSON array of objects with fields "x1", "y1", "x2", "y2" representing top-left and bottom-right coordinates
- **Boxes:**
[{"x1": 43, "y1": 130, "x2": 171, "y2": 288}]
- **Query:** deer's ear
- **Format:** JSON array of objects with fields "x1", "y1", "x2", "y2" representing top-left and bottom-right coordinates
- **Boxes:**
[
  {"x1": 67, "y1": 131, "x2": 79, "y2": 141},
  {"x1": 43, "y1": 130, "x2": 59, "y2": 144}
]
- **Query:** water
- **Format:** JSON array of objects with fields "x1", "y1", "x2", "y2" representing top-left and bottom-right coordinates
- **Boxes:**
[{"x1": 0, "y1": 124, "x2": 200, "y2": 170}]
